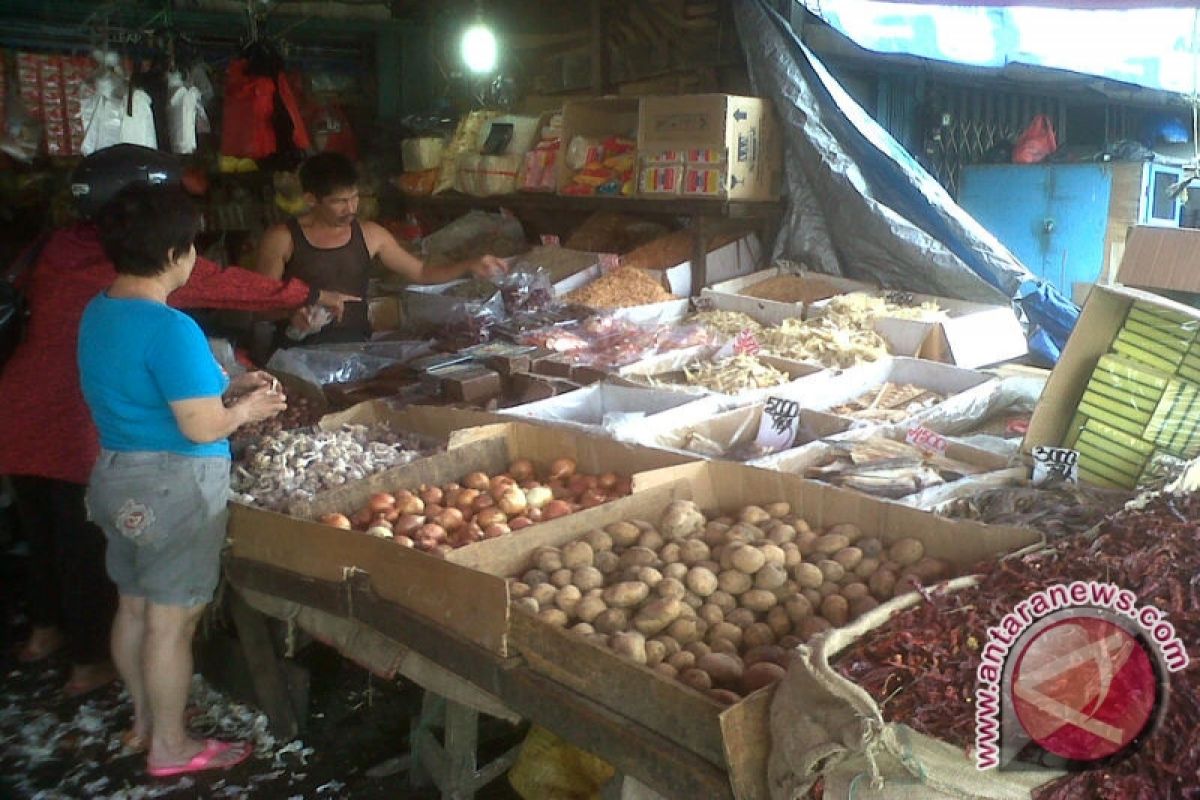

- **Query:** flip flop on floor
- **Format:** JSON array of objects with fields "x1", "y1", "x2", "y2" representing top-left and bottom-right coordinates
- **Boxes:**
[{"x1": 146, "y1": 739, "x2": 253, "y2": 778}]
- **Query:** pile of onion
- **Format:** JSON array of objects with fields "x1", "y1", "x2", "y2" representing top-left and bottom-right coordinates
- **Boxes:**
[{"x1": 315, "y1": 458, "x2": 633, "y2": 556}]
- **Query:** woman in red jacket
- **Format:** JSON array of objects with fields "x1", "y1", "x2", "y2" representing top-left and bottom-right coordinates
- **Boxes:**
[{"x1": 0, "y1": 144, "x2": 353, "y2": 697}]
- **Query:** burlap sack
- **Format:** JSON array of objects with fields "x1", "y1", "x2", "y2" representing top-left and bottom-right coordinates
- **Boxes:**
[{"x1": 767, "y1": 576, "x2": 1062, "y2": 800}]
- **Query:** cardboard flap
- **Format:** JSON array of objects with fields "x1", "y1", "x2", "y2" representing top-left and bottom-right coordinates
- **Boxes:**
[{"x1": 1116, "y1": 225, "x2": 1200, "y2": 293}]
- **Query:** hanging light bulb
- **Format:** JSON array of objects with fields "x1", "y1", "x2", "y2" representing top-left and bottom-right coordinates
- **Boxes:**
[{"x1": 461, "y1": 22, "x2": 498, "y2": 74}]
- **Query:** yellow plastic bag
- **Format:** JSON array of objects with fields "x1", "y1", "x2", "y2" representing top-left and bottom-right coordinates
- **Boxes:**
[{"x1": 508, "y1": 726, "x2": 615, "y2": 800}]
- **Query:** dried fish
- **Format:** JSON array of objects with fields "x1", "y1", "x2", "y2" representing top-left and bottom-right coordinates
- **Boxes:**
[
  {"x1": 758, "y1": 317, "x2": 889, "y2": 369},
  {"x1": 940, "y1": 481, "x2": 1130, "y2": 539},
  {"x1": 830, "y1": 382, "x2": 947, "y2": 423},
  {"x1": 682, "y1": 355, "x2": 790, "y2": 394},
  {"x1": 687, "y1": 309, "x2": 765, "y2": 337},
  {"x1": 806, "y1": 438, "x2": 986, "y2": 498}
]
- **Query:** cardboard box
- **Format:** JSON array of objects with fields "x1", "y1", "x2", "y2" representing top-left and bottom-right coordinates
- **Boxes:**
[
  {"x1": 701, "y1": 268, "x2": 877, "y2": 323},
  {"x1": 615, "y1": 351, "x2": 824, "y2": 402},
  {"x1": 505, "y1": 460, "x2": 1040, "y2": 799},
  {"x1": 1115, "y1": 225, "x2": 1200, "y2": 293},
  {"x1": 500, "y1": 382, "x2": 712, "y2": 437},
  {"x1": 558, "y1": 97, "x2": 640, "y2": 194},
  {"x1": 637, "y1": 94, "x2": 783, "y2": 201},
  {"x1": 228, "y1": 420, "x2": 698, "y2": 656},
  {"x1": 661, "y1": 233, "x2": 763, "y2": 297},
  {"x1": 317, "y1": 401, "x2": 506, "y2": 443}
]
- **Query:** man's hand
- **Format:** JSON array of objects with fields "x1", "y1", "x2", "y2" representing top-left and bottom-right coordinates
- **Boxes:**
[
  {"x1": 289, "y1": 306, "x2": 318, "y2": 334},
  {"x1": 471, "y1": 255, "x2": 509, "y2": 279},
  {"x1": 315, "y1": 289, "x2": 362, "y2": 322}
]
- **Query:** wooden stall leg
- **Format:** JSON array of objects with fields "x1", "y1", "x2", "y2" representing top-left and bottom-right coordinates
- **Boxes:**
[
  {"x1": 229, "y1": 589, "x2": 300, "y2": 740},
  {"x1": 409, "y1": 691, "x2": 445, "y2": 790},
  {"x1": 691, "y1": 215, "x2": 709, "y2": 296},
  {"x1": 410, "y1": 690, "x2": 522, "y2": 800}
]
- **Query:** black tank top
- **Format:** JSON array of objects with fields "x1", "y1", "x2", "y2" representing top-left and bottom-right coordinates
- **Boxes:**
[{"x1": 283, "y1": 217, "x2": 372, "y2": 344}]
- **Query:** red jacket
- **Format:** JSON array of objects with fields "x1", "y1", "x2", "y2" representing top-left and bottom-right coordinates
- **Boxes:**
[{"x1": 0, "y1": 223, "x2": 312, "y2": 485}]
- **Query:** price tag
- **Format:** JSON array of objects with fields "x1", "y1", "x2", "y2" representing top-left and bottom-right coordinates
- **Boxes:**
[
  {"x1": 540, "y1": 234, "x2": 561, "y2": 247},
  {"x1": 755, "y1": 396, "x2": 801, "y2": 453},
  {"x1": 906, "y1": 426, "x2": 948, "y2": 456},
  {"x1": 716, "y1": 328, "x2": 762, "y2": 359},
  {"x1": 1032, "y1": 446, "x2": 1079, "y2": 486}
]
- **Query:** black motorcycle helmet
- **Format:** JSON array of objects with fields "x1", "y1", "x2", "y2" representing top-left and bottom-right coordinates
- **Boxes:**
[{"x1": 70, "y1": 144, "x2": 182, "y2": 219}]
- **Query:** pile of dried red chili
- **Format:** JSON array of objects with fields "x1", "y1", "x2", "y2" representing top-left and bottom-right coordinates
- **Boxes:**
[{"x1": 834, "y1": 494, "x2": 1200, "y2": 800}]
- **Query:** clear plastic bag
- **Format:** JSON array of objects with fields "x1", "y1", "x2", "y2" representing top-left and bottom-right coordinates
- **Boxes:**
[
  {"x1": 266, "y1": 341, "x2": 432, "y2": 387},
  {"x1": 496, "y1": 268, "x2": 553, "y2": 314}
]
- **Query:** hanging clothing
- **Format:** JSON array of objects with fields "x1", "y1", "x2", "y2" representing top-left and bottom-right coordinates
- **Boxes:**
[
  {"x1": 79, "y1": 57, "x2": 157, "y2": 155},
  {"x1": 281, "y1": 217, "x2": 372, "y2": 344},
  {"x1": 167, "y1": 71, "x2": 207, "y2": 154},
  {"x1": 220, "y1": 58, "x2": 310, "y2": 160}
]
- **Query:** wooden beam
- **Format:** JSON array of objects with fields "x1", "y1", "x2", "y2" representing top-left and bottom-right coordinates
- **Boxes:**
[
  {"x1": 590, "y1": 0, "x2": 608, "y2": 94},
  {"x1": 229, "y1": 589, "x2": 300, "y2": 741}
]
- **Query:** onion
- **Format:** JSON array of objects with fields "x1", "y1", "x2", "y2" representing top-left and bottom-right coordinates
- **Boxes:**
[
  {"x1": 463, "y1": 471, "x2": 491, "y2": 491},
  {"x1": 455, "y1": 488, "x2": 480, "y2": 512},
  {"x1": 394, "y1": 535, "x2": 415, "y2": 548},
  {"x1": 351, "y1": 508, "x2": 373, "y2": 529},
  {"x1": 472, "y1": 494, "x2": 496, "y2": 512},
  {"x1": 432, "y1": 544, "x2": 453, "y2": 558},
  {"x1": 614, "y1": 477, "x2": 633, "y2": 496},
  {"x1": 475, "y1": 508, "x2": 508, "y2": 528},
  {"x1": 419, "y1": 486, "x2": 443, "y2": 506},
  {"x1": 508, "y1": 516, "x2": 533, "y2": 530},
  {"x1": 489, "y1": 475, "x2": 516, "y2": 496},
  {"x1": 371, "y1": 514, "x2": 393, "y2": 530},
  {"x1": 393, "y1": 514, "x2": 424, "y2": 535},
  {"x1": 483, "y1": 523, "x2": 510, "y2": 539},
  {"x1": 434, "y1": 508, "x2": 465, "y2": 531},
  {"x1": 542, "y1": 500, "x2": 572, "y2": 520},
  {"x1": 549, "y1": 483, "x2": 573, "y2": 501},
  {"x1": 442, "y1": 482, "x2": 462, "y2": 494},
  {"x1": 368, "y1": 492, "x2": 395, "y2": 513},
  {"x1": 508, "y1": 458, "x2": 535, "y2": 481},
  {"x1": 519, "y1": 480, "x2": 539, "y2": 491},
  {"x1": 366, "y1": 525, "x2": 394, "y2": 539},
  {"x1": 319, "y1": 512, "x2": 353, "y2": 530},
  {"x1": 418, "y1": 523, "x2": 447, "y2": 542},
  {"x1": 443, "y1": 489, "x2": 462, "y2": 510},
  {"x1": 394, "y1": 491, "x2": 425, "y2": 515},
  {"x1": 526, "y1": 507, "x2": 543, "y2": 522},
  {"x1": 567, "y1": 474, "x2": 592, "y2": 498},
  {"x1": 547, "y1": 457, "x2": 577, "y2": 481},
  {"x1": 455, "y1": 523, "x2": 484, "y2": 546},
  {"x1": 525, "y1": 486, "x2": 553, "y2": 510},
  {"x1": 497, "y1": 487, "x2": 528, "y2": 516},
  {"x1": 598, "y1": 472, "x2": 619, "y2": 490},
  {"x1": 424, "y1": 503, "x2": 444, "y2": 519},
  {"x1": 384, "y1": 508, "x2": 401, "y2": 523},
  {"x1": 580, "y1": 488, "x2": 608, "y2": 509}
]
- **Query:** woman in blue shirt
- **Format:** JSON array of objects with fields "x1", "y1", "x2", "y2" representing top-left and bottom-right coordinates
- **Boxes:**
[{"x1": 78, "y1": 184, "x2": 285, "y2": 778}]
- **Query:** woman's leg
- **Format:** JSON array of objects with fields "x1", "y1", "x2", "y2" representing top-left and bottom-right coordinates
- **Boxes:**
[
  {"x1": 9, "y1": 476, "x2": 65, "y2": 660},
  {"x1": 111, "y1": 593, "x2": 150, "y2": 739}
]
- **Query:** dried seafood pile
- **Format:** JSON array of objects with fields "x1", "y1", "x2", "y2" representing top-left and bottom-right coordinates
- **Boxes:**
[
  {"x1": 688, "y1": 309, "x2": 765, "y2": 337},
  {"x1": 679, "y1": 430, "x2": 774, "y2": 462},
  {"x1": 758, "y1": 318, "x2": 888, "y2": 369},
  {"x1": 682, "y1": 355, "x2": 791, "y2": 394},
  {"x1": 819, "y1": 291, "x2": 945, "y2": 324},
  {"x1": 563, "y1": 267, "x2": 676, "y2": 308},
  {"x1": 939, "y1": 481, "x2": 1131, "y2": 539},
  {"x1": 231, "y1": 424, "x2": 435, "y2": 511},
  {"x1": 829, "y1": 383, "x2": 947, "y2": 423},
  {"x1": 741, "y1": 274, "x2": 843, "y2": 304},
  {"x1": 805, "y1": 438, "x2": 986, "y2": 498}
]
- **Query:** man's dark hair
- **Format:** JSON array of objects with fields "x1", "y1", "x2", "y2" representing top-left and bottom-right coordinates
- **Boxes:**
[
  {"x1": 299, "y1": 153, "x2": 358, "y2": 199},
  {"x1": 99, "y1": 184, "x2": 200, "y2": 277}
]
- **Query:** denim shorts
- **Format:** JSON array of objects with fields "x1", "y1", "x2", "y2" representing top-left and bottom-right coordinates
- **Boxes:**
[{"x1": 86, "y1": 450, "x2": 231, "y2": 608}]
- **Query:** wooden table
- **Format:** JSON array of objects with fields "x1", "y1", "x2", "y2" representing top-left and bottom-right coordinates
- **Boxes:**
[{"x1": 225, "y1": 556, "x2": 735, "y2": 800}]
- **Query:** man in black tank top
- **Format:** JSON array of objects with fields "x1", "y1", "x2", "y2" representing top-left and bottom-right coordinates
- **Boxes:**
[{"x1": 254, "y1": 153, "x2": 507, "y2": 343}]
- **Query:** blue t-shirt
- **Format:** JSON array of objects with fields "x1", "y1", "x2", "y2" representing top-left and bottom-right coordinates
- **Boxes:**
[{"x1": 78, "y1": 294, "x2": 230, "y2": 459}]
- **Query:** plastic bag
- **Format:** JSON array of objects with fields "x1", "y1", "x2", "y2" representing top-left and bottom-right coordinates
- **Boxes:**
[
  {"x1": 421, "y1": 210, "x2": 527, "y2": 265},
  {"x1": 496, "y1": 268, "x2": 553, "y2": 314},
  {"x1": 266, "y1": 343, "x2": 430, "y2": 387},
  {"x1": 508, "y1": 726, "x2": 613, "y2": 800},
  {"x1": 1012, "y1": 114, "x2": 1057, "y2": 164}
]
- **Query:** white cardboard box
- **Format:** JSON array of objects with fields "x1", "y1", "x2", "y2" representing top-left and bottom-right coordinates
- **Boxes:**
[
  {"x1": 500, "y1": 383, "x2": 715, "y2": 438},
  {"x1": 661, "y1": 233, "x2": 764, "y2": 297},
  {"x1": 701, "y1": 268, "x2": 877, "y2": 323},
  {"x1": 615, "y1": 351, "x2": 825, "y2": 403}
]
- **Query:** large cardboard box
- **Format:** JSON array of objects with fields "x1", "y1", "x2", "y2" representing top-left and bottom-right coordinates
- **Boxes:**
[
  {"x1": 637, "y1": 94, "x2": 783, "y2": 201},
  {"x1": 227, "y1": 420, "x2": 696, "y2": 655},
  {"x1": 660, "y1": 233, "x2": 764, "y2": 297},
  {"x1": 615, "y1": 351, "x2": 825, "y2": 402},
  {"x1": 701, "y1": 268, "x2": 877, "y2": 324},
  {"x1": 500, "y1": 382, "x2": 715, "y2": 437},
  {"x1": 1115, "y1": 225, "x2": 1200, "y2": 293},
  {"x1": 557, "y1": 97, "x2": 640, "y2": 195},
  {"x1": 500, "y1": 460, "x2": 1040, "y2": 799}
]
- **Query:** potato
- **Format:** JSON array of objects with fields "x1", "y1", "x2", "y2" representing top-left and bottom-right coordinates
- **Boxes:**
[
  {"x1": 740, "y1": 589, "x2": 779, "y2": 613},
  {"x1": 841, "y1": 582, "x2": 871, "y2": 602},
  {"x1": 606, "y1": 521, "x2": 642, "y2": 548},
  {"x1": 818, "y1": 582, "x2": 841, "y2": 598},
  {"x1": 796, "y1": 616, "x2": 832, "y2": 640},
  {"x1": 739, "y1": 505, "x2": 771, "y2": 526},
  {"x1": 814, "y1": 533, "x2": 850, "y2": 556},
  {"x1": 850, "y1": 596, "x2": 880, "y2": 619},
  {"x1": 718, "y1": 569, "x2": 753, "y2": 595},
  {"x1": 727, "y1": 522, "x2": 763, "y2": 543},
  {"x1": 764, "y1": 502, "x2": 791, "y2": 519},
  {"x1": 658, "y1": 542, "x2": 682, "y2": 564},
  {"x1": 767, "y1": 605, "x2": 792, "y2": 638},
  {"x1": 594, "y1": 608, "x2": 630, "y2": 634},
  {"x1": 583, "y1": 529, "x2": 613, "y2": 552},
  {"x1": 632, "y1": 519, "x2": 657, "y2": 533},
  {"x1": 905, "y1": 557, "x2": 948, "y2": 582},
  {"x1": 703, "y1": 522, "x2": 730, "y2": 547},
  {"x1": 778, "y1": 634, "x2": 803, "y2": 650},
  {"x1": 725, "y1": 608, "x2": 756, "y2": 629},
  {"x1": 537, "y1": 608, "x2": 569, "y2": 627},
  {"x1": 679, "y1": 539, "x2": 711, "y2": 566},
  {"x1": 784, "y1": 594, "x2": 813, "y2": 624},
  {"x1": 767, "y1": 524, "x2": 798, "y2": 545},
  {"x1": 515, "y1": 597, "x2": 539, "y2": 614},
  {"x1": 533, "y1": 546, "x2": 564, "y2": 573},
  {"x1": 660, "y1": 500, "x2": 706, "y2": 539},
  {"x1": 653, "y1": 662, "x2": 678, "y2": 679},
  {"x1": 662, "y1": 562, "x2": 689, "y2": 582},
  {"x1": 802, "y1": 588, "x2": 823, "y2": 609},
  {"x1": 857, "y1": 537, "x2": 884, "y2": 558},
  {"x1": 793, "y1": 518, "x2": 813, "y2": 536},
  {"x1": 685, "y1": 567, "x2": 719, "y2": 597},
  {"x1": 729, "y1": 545, "x2": 766, "y2": 575},
  {"x1": 708, "y1": 688, "x2": 743, "y2": 706},
  {"x1": 584, "y1": 588, "x2": 604, "y2": 599},
  {"x1": 550, "y1": 568, "x2": 574, "y2": 588},
  {"x1": 509, "y1": 581, "x2": 532, "y2": 599},
  {"x1": 680, "y1": 668, "x2": 712, "y2": 692},
  {"x1": 827, "y1": 522, "x2": 863, "y2": 543},
  {"x1": 833, "y1": 547, "x2": 864, "y2": 572},
  {"x1": 636, "y1": 567, "x2": 664, "y2": 588},
  {"x1": 666, "y1": 617, "x2": 701, "y2": 644},
  {"x1": 685, "y1": 641, "x2": 712, "y2": 659},
  {"x1": 820, "y1": 595, "x2": 850, "y2": 627},
  {"x1": 652, "y1": 635, "x2": 681, "y2": 657},
  {"x1": 793, "y1": 562, "x2": 824, "y2": 590},
  {"x1": 634, "y1": 598, "x2": 683, "y2": 635},
  {"x1": 603, "y1": 581, "x2": 650, "y2": 608},
  {"x1": 572, "y1": 566, "x2": 604, "y2": 592},
  {"x1": 555, "y1": 585, "x2": 583, "y2": 614},
  {"x1": 744, "y1": 644, "x2": 788, "y2": 668},
  {"x1": 635, "y1": 529, "x2": 663, "y2": 551},
  {"x1": 571, "y1": 622, "x2": 595, "y2": 636},
  {"x1": 586, "y1": 633, "x2": 611, "y2": 648},
  {"x1": 668, "y1": 650, "x2": 697, "y2": 671},
  {"x1": 699, "y1": 603, "x2": 725, "y2": 626},
  {"x1": 644, "y1": 638, "x2": 668, "y2": 667},
  {"x1": 595, "y1": 550, "x2": 620, "y2": 575},
  {"x1": 682, "y1": 591, "x2": 704, "y2": 609},
  {"x1": 707, "y1": 621, "x2": 743, "y2": 647},
  {"x1": 695, "y1": 559, "x2": 722, "y2": 575},
  {"x1": 743, "y1": 622, "x2": 776, "y2": 649},
  {"x1": 869, "y1": 569, "x2": 898, "y2": 600},
  {"x1": 611, "y1": 631, "x2": 647, "y2": 664},
  {"x1": 575, "y1": 595, "x2": 607, "y2": 623},
  {"x1": 854, "y1": 557, "x2": 881, "y2": 579},
  {"x1": 696, "y1": 652, "x2": 744, "y2": 688},
  {"x1": 759, "y1": 544, "x2": 786, "y2": 568},
  {"x1": 817, "y1": 559, "x2": 846, "y2": 584},
  {"x1": 531, "y1": 583, "x2": 558, "y2": 606},
  {"x1": 522, "y1": 569, "x2": 549, "y2": 587},
  {"x1": 561, "y1": 541, "x2": 595, "y2": 570},
  {"x1": 709, "y1": 590, "x2": 737, "y2": 614},
  {"x1": 795, "y1": 530, "x2": 820, "y2": 557},
  {"x1": 889, "y1": 537, "x2": 925, "y2": 566},
  {"x1": 742, "y1": 661, "x2": 786, "y2": 693},
  {"x1": 618, "y1": 547, "x2": 659, "y2": 571},
  {"x1": 754, "y1": 562, "x2": 789, "y2": 591},
  {"x1": 656, "y1": 577, "x2": 687, "y2": 601}
]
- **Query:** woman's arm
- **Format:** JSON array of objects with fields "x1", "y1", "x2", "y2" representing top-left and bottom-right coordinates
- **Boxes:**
[{"x1": 170, "y1": 387, "x2": 286, "y2": 444}]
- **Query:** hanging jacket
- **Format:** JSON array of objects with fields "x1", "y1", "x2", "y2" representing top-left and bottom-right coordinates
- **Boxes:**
[{"x1": 220, "y1": 57, "x2": 310, "y2": 159}]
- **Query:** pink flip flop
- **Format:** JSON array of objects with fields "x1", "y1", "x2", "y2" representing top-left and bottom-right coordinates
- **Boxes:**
[{"x1": 146, "y1": 739, "x2": 253, "y2": 778}]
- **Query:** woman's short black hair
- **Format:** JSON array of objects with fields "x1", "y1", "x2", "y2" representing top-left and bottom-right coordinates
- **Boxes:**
[
  {"x1": 99, "y1": 184, "x2": 200, "y2": 277},
  {"x1": 299, "y1": 153, "x2": 358, "y2": 199}
]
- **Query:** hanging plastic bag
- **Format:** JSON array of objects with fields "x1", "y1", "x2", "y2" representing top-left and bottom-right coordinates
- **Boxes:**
[{"x1": 1012, "y1": 114, "x2": 1057, "y2": 164}]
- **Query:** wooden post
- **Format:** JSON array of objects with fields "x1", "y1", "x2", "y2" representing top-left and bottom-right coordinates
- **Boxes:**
[
  {"x1": 591, "y1": 0, "x2": 607, "y2": 94},
  {"x1": 229, "y1": 589, "x2": 300, "y2": 740}
]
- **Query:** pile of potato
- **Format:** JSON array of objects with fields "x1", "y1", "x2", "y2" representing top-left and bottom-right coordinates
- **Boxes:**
[{"x1": 510, "y1": 500, "x2": 946, "y2": 705}]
